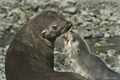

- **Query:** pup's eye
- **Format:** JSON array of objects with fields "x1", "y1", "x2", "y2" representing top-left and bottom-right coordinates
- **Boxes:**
[{"x1": 53, "y1": 25, "x2": 59, "y2": 30}]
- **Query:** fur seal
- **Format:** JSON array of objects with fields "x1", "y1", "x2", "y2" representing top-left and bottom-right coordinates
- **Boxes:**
[
  {"x1": 5, "y1": 11, "x2": 87, "y2": 80},
  {"x1": 64, "y1": 31, "x2": 120, "y2": 80}
]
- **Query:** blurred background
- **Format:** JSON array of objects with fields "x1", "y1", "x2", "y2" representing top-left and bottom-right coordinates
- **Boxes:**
[{"x1": 0, "y1": 0, "x2": 120, "y2": 80}]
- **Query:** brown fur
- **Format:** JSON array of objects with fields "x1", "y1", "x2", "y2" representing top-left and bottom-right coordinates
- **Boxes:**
[{"x1": 5, "y1": 11, "x2": 88, "y2": 80}]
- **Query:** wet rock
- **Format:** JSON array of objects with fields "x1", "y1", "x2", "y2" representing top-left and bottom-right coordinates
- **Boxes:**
[
  {"x1": 84, "y1": 18, "x2": 92, "y2": 22},
  {"x1": 89, "y1": 12, "x2": 95, "y2": 17},
  {"x1": 64, "y1": 58, "x2": 71, "y2": 66},
  {"x1": 94, "y1": 41, "x2": 108, "y2": 47},
  {"x1": 92, "y1": 18, "x2": 101, "y2": 25},
  {"x1": 73, "y1": 16, "x2": 84, "y2": 25},
  {"x1": 100, "y1": 8, "x2": 113, "y2": 16},
  {"x1": 118, "y1": 55, "x2": 120, "y2": 61},
  {"x1": 107, "y1": 49, "x2": 116, "y2": 56},
  {"x1": 0, "y1": 14, "x2": 6, "y2": 19},
  {"x1": 99, "y1": 53, "x2": 107, "y2": 60},
  {"x1": 63, "y1": 7, "x2": 77, "y2": 14},
  {"x1": 100, "y1": 16, "x2": 109, "y2": 21},
  {"x1": 0, "y1": 63, "x2": 4, "y2": 68},
  {"x1": 117, "y1": 20, "x2": 120, "y2": 24},
  {"x1": 54, "y1": 53, "x2": 67, "y2": 62},
  {"x1": 8, "y1": 8, "x2": 23, "y2": 16},
  {"x1": 59, "y1": 2, "x2": 68, "y2": 8},
  {"x1": 104, "y1": 33, "x2": 110, "y2": 38},
  {"x1": 81, "y1": 10, "x2": 88, "y2": 16},
  {"x1": 109, "y1": 16, "x2": 119, "y2": 21}
]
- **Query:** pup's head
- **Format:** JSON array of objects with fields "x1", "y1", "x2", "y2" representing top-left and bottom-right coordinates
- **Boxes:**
[
  {"x1": 63, "y1": 31, "x2": 81, "y2": 56},
  {"x1": 41, "y1": 11, "x2": 72, "y2": 40},
  {"x1": 63, "y1": 31, "x2": 80, "y2": 45},
  {"x1": 63, "y1": 31, "x2": 90, "y2": 57},
  {"x1": 29, "y1": 10, "x2": 72, "y2": 41}
]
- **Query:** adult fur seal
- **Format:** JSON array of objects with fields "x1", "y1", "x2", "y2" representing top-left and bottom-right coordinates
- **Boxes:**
[
  {"x1": 64, "y1": 31, "x2": 120, "y2": 80},
  {"x1": 5, "y1": 11, "x2": 88, "y2": 80}
]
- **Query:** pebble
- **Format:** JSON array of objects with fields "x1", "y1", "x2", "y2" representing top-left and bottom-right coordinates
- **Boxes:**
[
  {"x1": 100, "y1": 16, "x2": 109, "y2": 21},
  {"x1": 92, "y1": 18, "x2": 101, "y2": 25},
  {"x1": 104, "y1": 33, "x2": 110, "y2": 38},
  {"x1": 63, "y1": 7, "x2": 77, "y2": 14},
  {"x1": 81, "y1": 10, "x2": 88, "y2": 16},
  {"x1": 117, "y1": 20, "x2": 120, "y2": 24},
  {"x1": 100, "y1": 8, "x2": 113, "y2": 16},
  {"x1": 99, "y1": 53, "x2": 107, "y2": 58},
  {"x1": 94, "y1": 41, "x2": 108, "y2": 47},
  {"x1": 118, "y1": 55, "x2": 120, "y2": 61}
]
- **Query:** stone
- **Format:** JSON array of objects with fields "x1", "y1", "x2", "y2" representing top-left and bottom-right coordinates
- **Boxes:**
[
  {"x1": 100, "y1": 16, "x2": 109, "y2": 21},
  {"x1": 81, "y1": 10, "x2": 88, "y2": 15},
  {"x1": 118, "y1": 55, "x2": 120, "y2": 61},
  {"x1": 117, "y1": 20, "x2": 120, "y2": 24},
  {"x1": 99, "y1": 53, "x2": 107, "y2": 58},
  {"x1": 100, "y1": 8, "x2": 113, "y2": 16},
  {"x1": 92, "y1": 18, "x2": 101, "y2": 25},
  {"x1": 63, "y1": 7, "x2": 77, "y2": 14},
  {"x1": 94, "y1": 41, "x2": 108, "y2": 47},
  {"x1": 64, "y1": 58, "x2": 70, "y2": 66},
  {"x1": 109, "y1": 16, "x2": 119, "y2": 21},
  {"x1": 89, "y1": 12, "x2": 95, "y2": 16},
  {"x1": 107, "y1": 49, "x2": 116, "y2": 57},
  {"x1": 104, "y1": 33, "x2": 110, "y2": 38},
  {"x1": 8, "y1": 8, "x2": 23, "y2": 16}
]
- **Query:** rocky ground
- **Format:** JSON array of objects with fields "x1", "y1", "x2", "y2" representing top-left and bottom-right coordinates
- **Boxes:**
[{"x1": 0, "y1": 0, "x2": 120, "y2": 80}]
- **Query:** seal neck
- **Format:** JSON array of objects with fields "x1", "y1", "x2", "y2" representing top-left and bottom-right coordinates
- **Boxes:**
[{"x1": 77, "y1": 37, "x2": 91, "y2": 55}]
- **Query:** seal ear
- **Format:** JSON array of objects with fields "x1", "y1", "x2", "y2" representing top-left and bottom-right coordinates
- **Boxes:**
[{"x1": 41, "y1": 30, "x2": 46, "y2": 37}]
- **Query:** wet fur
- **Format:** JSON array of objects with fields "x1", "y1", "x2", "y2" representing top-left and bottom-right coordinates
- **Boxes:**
[
  {"x1": 65, "y1": 31, "x2": 120, "y2": 80},
  {"x1": 5, "y1": 11, "x2": 87, "y2": 80}
]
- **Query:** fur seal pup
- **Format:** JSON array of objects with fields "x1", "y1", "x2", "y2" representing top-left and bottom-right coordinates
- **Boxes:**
[
  {"x1": 5, "y1": 10, "x2": 87, "y2": 80},
  {"x1": 64, "y1": 31, "x2": 120, "y2": 80}
]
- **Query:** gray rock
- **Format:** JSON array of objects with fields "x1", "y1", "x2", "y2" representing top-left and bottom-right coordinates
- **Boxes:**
[
  {"x1": 107, "y1": 49, "x2": 116, "y2": 55},
  {"x1": 100, "y1": 8, "x2": 113, "y2": 16},
  {"x1": 92, "y1": 18, "x2": 101, "y2": 25},
  {"x1": 94, "y1": 41, "x2": 108, "y2": 47},
  {"x1": 109, "y1": 16, "x2": 119, "y2": 21},
  {"x1": 8, "y1": 8, "x2": 23, "y2": 16},
  {"x1": 81, "y1": 10, "x2": 88, "y2": 16},
  {"x1": 100, "y1": 16, "x2": 109, "y2": 21},
  {"x1": 54, "y1": 53, "x2": 67, "y2": 62},
  {"x1": 117, "y1": 20, "x2": 120, "y2": 24},
  {"x1": 104, "y1": 33, "x2": 110, "y2": 38},
  {"x1": 63, "y1": 7, "x2": 77, "y2": 14},
  {"x1": 99, "y1": 53, "x2": 107, "y2": 59},
  {"x1": 0, "y1": 63, "x2": 4, "y2": 69}
]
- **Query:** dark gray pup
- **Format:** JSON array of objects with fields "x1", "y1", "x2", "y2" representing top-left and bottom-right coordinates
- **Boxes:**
[
  {"x1": 5, "y1": 11, "x2": 88, "y2": 80},
  {"x1": 64, "y1": 31, "x2": 120, "y2": 80}
]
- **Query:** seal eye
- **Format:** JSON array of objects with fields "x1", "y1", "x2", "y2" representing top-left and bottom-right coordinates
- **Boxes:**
[{"x1": 53, "y1": 25, "x2": 58, "y2": 30}]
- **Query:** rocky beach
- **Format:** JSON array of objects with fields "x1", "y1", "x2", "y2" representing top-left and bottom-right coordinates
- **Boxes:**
[{"x1": 0, "y1": 0, "x2": 120, "y2": 80}]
